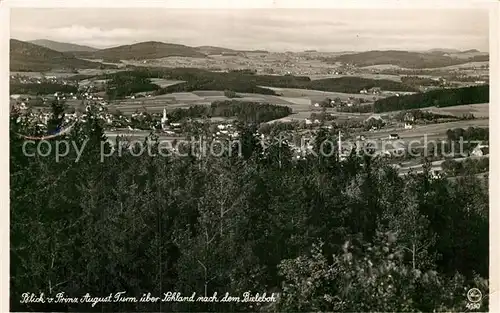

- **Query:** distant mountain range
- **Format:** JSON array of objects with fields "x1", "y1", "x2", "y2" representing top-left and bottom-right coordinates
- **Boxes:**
[
  {"x1": 195, "y1": 45, "x2": 240, "y2": 55},
  {"x1": 10, "y1": 39, "x2": 113, "y2": 72},
  {"x1": 70, "y1": 41, "x2": 208, "y2": 61},
  {"x1": 332, "y1": 50, "x2": 489, "y2": 69},
  {"x1": 11, "y1": 38, "x2": 488, "y2": 72},
  {"x1": 28, "y1": 39, "x2": 98, "y2": 52},
  {"x1": 10, "y1": 39, "x2": 273, "y2": 71},
  {"x1": 427, "y1": 48, "x2": 462, "y2": 54}
]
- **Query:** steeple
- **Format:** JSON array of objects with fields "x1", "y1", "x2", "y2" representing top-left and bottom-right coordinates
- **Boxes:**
[{"x1": 161, "y1": 107, "x2": 168, "y2": 131}]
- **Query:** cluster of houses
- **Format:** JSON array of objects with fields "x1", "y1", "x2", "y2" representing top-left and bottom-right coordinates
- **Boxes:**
[
  {"x1": 10, "y1": 74, "x2": 74, "y2": 86},
  {"x1": 359, "y1": 87, "x2": 382, "y2": 95},
  {"x1": 12, "y1": 100, "x2": 114, "y2": 131},
  {"x1": 312, "y1": 97, "x2": 370, "y2": 109},
  {"x1": 214, "y1": 123, "x2": 239, "y2": 139}
]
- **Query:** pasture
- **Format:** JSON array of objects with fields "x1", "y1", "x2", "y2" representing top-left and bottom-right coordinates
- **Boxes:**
[
  {"x1": 98, "y1": 88, "x2": 390, "y2": 120},
  {"x1": 150, "y1": 78, "x2": 185, "y2": 88},
  {"x1": 422, "y1": 103, "x2": 489, "y2": 118},
  {"x1": 438, "y1": 61, "x2": 489, "y2": 70},
  {"x1": 309, "y1": 73, "x2": 403, "y2": 82},
  {"x1": 363, "y1": 119, "x2": 489, "y2": 141},
  {"x1": 261, "y1": 86, "x2": 385, "y2": 101},
  {"x1": 77, "y1": 68, "x2": 125, "y2": 76},
  {"x1": 10, "y1": 71, "x2": 77, "y2": 78}
]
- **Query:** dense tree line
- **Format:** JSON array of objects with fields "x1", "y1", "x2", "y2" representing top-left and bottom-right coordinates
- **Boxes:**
[
  {"x1": 400, "y1": 76, "x2": 442, "y2": 87},
  {"x1": 469, "y1": 55, "x2": 489, "y2": 62},
  {"x1": 442, "y1": 158, "x2": 489, "y2": 176},
  {"x1": 10, "y1": 103, "x2": 488, "y2": 312},
  {"x1": 163, "y1": 73, "x2": 417, "y2": 94},
  {"x1": 105, "y1": 72, "x2": 162, "y2": 100},
  {"x1": 98, "y1": 69, "x2": 418, "y2": 97},
  {"x1": 209, "y1": 101, "x2": 292, "y2": 123},
  {"x1": 432, "y1": 127, "x2": 490, "y2": 157},
  {"x1": 331, "y1": 50, "x2": 488, "y2": 68},
  {"x1": 223, "y1": 90, "x2": 240, "y2": 98},
  {"x1": 397, "y1": 110, "x2": 461, "y2": 122},
  {"x1": 309, "y1": 77, "x2": 417, "y2": 93},
  {"x1": 337, "y1": 104, "x2": 374, "y2": 113},
  {"x1": 374, "y1": 85, "x2": 489, "y2": 113},
  {"x1": 446, "y1": 127, "x2": 489, "y2": 142},
  {"x1": 421, "y1": 127, "x2": 489, "y2": 159},
  {"x1": 10, "y1": 82, "x2": 78, "y2": 96},
  {"x1": 167, "y1": 101, "x2": 292, "y2": 124},
  {"x1": 258, "y1": 121, "x2": 301, "y2": 136},
  {"x1": 309, "y1": 112, "x2": 337, "y2": 123}
]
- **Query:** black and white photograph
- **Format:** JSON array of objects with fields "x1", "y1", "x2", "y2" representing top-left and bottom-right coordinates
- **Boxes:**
[{"x1": 6, "y1": 2, "x2": 496, "y2": 312}]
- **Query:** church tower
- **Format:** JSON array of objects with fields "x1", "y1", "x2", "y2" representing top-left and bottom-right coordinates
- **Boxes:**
[{"x1": 161, "y1": 107, "x2": 168, "y2": 131}]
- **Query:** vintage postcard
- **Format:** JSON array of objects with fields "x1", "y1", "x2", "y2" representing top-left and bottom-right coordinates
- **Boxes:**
[{"x1": 3, "y1": 0, "x2": 498, "y2": 312}]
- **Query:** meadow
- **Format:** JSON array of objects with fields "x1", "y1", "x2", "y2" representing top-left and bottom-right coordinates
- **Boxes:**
[{"x1": 422, "y1": 103, "x2": 489, "y2": 118}]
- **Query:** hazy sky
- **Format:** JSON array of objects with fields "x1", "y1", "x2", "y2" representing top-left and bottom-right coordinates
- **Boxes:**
[{"x1": 10, "y1": 8, "x2": 489, "y2": 52}]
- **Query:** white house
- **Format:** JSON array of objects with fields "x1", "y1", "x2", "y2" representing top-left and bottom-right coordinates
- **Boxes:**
[
  {"x1": 471, "y1": 144, "x2": 489, "y2": 157},
  {"x1": 404, "y1": 123, "x2": 413, "y2": 130}
]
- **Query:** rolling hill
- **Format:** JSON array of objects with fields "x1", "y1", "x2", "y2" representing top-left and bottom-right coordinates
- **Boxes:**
[
  {"x1": 333, "y1": 50, "x2": 489, "y2": 69},
  {"x1": 427, "y1": 48, "x2": 462, "y2": 54},
  {"x1": 10, "y1": 39, "x2": 113, "y2": 72},
  {"x1": 195, "y1": 45, "x2": 240, "y2": 55},
  {"x1": 72, "y1": 41, "x2": 207, "y2": 61},
  {"x1": 29, "y1": 39, "x2": 98, "y2": 52}
]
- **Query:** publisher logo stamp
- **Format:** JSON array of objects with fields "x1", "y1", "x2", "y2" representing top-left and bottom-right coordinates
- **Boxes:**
[{"x1": 466, "y1": 288, "x2": 482, "y2": 310}]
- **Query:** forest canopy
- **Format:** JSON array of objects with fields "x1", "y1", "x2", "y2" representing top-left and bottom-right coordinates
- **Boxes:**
[
  {"x1": 10, "y1": 102, "x2": 489, "y2": 312},
  {"x1": 374, "y1": 85, "x2": 489, "y2": 112}
]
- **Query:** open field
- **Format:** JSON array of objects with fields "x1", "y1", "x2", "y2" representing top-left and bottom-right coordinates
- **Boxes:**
[
  {"x1": 80, "y1": 59, "x2": 125, "y2": 67},
  {"x1": 150, "y1": 78, "x2": 185, "y2": 88},
  {"x1": 308, "y1": 73, "x2": 403, "y2": 82},
  {"x1": 191, "y1": 91, "x2": 225, "y2": 97},
  {"x1": 422, "y1": 103, "x2": 489, "y2": 118},
  {"x1": 358, "y1": 61, "x2": 488, "y2": 72},
  {"x1": 107, "y1": 90, "x2": 331, "y2": 115},
  {"x1": 10, "y1": 71, "x2": 77, "y2": 78},
  {"x1": 381, "y1": 103, "x2": 489, "y2": 119},
  {"x1": 446, "y1": 51, "x2": 489, "y2": 59},
  {"x1": 363, "y1": 119, "x2": 489, "y2": 141},
  {"x1": 236, "y1": 93, "x2": 312, "y2": 107},
  {"x1": 261, "y1": 86, "x2": 386, "y2": 101},
  {"x1": 438, "y1": 61, "x2": 489, "y2": 70},
  {"x1": 109, "y1": 102, "x2": 209, "y2": 114},
  {"x1": 359, "y1": 64, "x2": 403, "y2": 71},
  {"x1": 76, "y1": 68, "x2": 126, "y2": 76},
  {"x1": 10, "y1": 69, "x2": 126, "y2": 79}
]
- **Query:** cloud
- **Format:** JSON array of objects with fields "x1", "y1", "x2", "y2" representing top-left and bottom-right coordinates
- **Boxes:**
[{"x1": 10, "y1": 8, "x2": 489, "y2": 51}]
